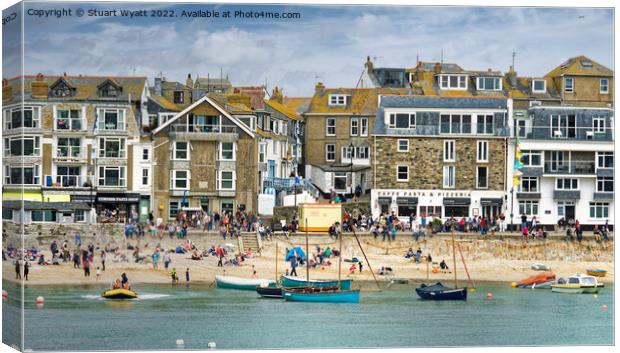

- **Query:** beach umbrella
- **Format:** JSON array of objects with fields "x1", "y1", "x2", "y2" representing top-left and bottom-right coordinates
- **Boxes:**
[{"x1": 285, "y1": 246, "x2": 306, "y2": 261}]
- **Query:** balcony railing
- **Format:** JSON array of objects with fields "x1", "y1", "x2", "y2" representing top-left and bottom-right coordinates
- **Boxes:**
[
  {"x1": 543, "y1": 161, "x2": 596, "y2": 174},
  {"x1": 98, "y1": 150, "x2": 126, "y2": 158},
  {"x1": 57, "y1": 147, "x2": 82, "y2": 158},
  {"x1": 48, "y1": 175, "x2": 83, "y2": 188},
  {"x1": 56, "y1": 120, "x2": 83, "y2": 131},
  {"x1": 170, "y1": 124, "x2": 237, "y2": 134},
  {"x1": 97, "y1": 121, "x2": 127, "y2": 131}
]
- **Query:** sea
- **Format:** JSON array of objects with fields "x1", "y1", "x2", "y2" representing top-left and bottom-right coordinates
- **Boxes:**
[{"x1": 2, "y1": 281, "x2": 614, "y2": 350}]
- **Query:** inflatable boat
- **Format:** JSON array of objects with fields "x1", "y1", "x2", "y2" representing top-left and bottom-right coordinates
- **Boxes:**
[{"x1": 101, "y1": 288, "x2": 138, "y2": 299}]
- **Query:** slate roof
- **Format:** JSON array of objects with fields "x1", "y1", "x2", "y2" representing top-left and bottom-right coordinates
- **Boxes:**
[
  {"x1": 379, "y1": 95, "x2": 508, "y2": 109},
  {"x1": 161, "y1": 80, "x2": 190, "y2": 91},
  {"x1": 233, "y1": 86, "x2": 265, "y2": 110},
  {"x1": 306, "y1": 87, "x2": 413, "y2": 115},
  {"x1": 545, "y1": 55, "x2": 613, "y2": 77},
  {"x1": 149, "y1": 91, "x2": 181, "y2": 111},
  {"x1": 3, "y1": 200, "x2": 91, "y2": 211},
  {"x1": 502, "y1": 76, "x2": 561, "y2": 101}
]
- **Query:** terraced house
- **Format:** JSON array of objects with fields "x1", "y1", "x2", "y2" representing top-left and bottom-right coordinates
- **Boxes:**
[{"x1": 1, "y1": 74, "x2": 148, "y2": 224}]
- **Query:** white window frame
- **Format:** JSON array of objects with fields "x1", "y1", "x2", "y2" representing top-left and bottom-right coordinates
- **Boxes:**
[
  {"x1": 397, "y1": 139, "x2": 409, "y2": 152},
  {"x1": 55, "y1": 107, "x2": 84, "y2": 131},
  {"x1": 258, "y1": 143, "x2": 266, "y2": 163},
  {"x1": 142, "y1": 168, "x2": 149, "y2": 186},
  {"x1": 328, "y1": 94, "x2": 347, "y2": 106},
  {"x1": 519, "y1": 177, "x2": 539, "y2": 193},
  {"x1": 356, "y1": 146, "x2": 369, "y2": 159},
  {"x1": 4, "y1": 136, "x2": 41, "y2": 157},
  {"x1": 170, "y1": 170, "x2": 190, "y2": 190},
  {"x1": 476, "y1": 166, "x2": 488, "y2": 189},
  {"x1": 219, "y1": 142, "x2": 236, "y2": 161},
  {"x1": 326, "y1": 118, "x2": 336, "y2": 136},
  {"x1": 350, "y1": 117, "x2": 359, "y2": 136},
  {"x1": 589, "y1": 202, "x2": 609, "y2": 219},
  {"x1": 142, "y1": 148, "x2": 149, "y2": 160},
  {"x1": 325, "y1": 144, "x2": 336, "y2": 162},
  {"x1": 597, "y1": 152, "x2": 614, "y2": 169},
  {"x1": 3, "y1": 106, "x2": 41, "y2": 130},
  {"x1": 97, "y1": 166, "x2": 126, "y2": 187},
  {"x1": 476, "y1": 77, "x2": 502, "y2": 91},
  {"x1": 477, "y1": 140, "x2": 488, "y2": 162},
  {"x1": 443, "y1": 165, "x2": 455, "y2": 189},
  {"x1": 596, "y1": 176, "x2": 613, "y2": 192},
  {"x1": 477, "y1": 114, "x2": 494, "y2": 135},
  {"x1": 218, "y1": 170, "x2": 235, "y2": 190},
  {"x1": 600, "y1": 78, "x2": 609, "y2": 94},
  {"x1": 443, "y1": 140, "x2": 455, "y2": 162},
  {"x1": 172, "y1": 141, "x2": 190, "y2": 160},
  {"x1": 564, "y1": 77, "x2": 574, "y2": 93},
  {"x1": 4, "y1": 165, "x2": 40, "y2": 185},
  {"x1": 593, "y1": 117, "x2": 606, "y2": 133},
  {"x1": 97, "y1": 137, "x2": 125, "y2": 159},
  {"x1": 519, "y1": 200, "x2": 539, "y2": 216},
  {"x1": 396, "y1": 165, "x2": 409, "y2": 182},
  {"x1": 360, "y1": 118, "x2": 368, "y2": 136},
  {"x1": 439, "y1": 74, "x2": 468, "y2": 90},
  {"x1": 388, "y1": 113, "x2": 416, "y2": 129},
  {"x1": 555, "y1": 178, "x2": 579, "y2": 190},
  {"x1": 96, "y1": 108, "x2": 126, "y2": 131},
  {"x1": 341, "y1": 146, "x2": 353, "y2": 161},
  {"x1": 531, "y1": 79, "x2": 546, "y2": 93},
  {"x1": 522, "y1": 150, "x2": 543, "y2": 167}
]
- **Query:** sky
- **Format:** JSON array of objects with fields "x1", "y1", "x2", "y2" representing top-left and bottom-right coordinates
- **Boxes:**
[{"x1": 2, "y1": 2, "x2": 615, "y2": 96}]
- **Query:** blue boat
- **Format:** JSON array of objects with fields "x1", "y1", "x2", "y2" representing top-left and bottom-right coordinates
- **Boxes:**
[
  {"x1": 415, "y1": 282, "x2": 467, "y2": 300},
  {"x1": 282, "y1": 287, "x2": 360, "y2": 303},
  {"x1": 281, "y1": 275, "x2": 352, "y2": 290}
]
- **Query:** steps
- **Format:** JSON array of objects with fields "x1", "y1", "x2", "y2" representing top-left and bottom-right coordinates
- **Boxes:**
[{"x1": 239, "y1": 232, "x2": 262, "y2": 255}]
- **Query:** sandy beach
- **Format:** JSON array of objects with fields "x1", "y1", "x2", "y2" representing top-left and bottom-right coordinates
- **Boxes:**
[{"x1": 3, "y1": 232, "x2": 614, "y2": 288}]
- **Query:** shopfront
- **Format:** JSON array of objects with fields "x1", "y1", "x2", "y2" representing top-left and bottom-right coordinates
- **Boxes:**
[
  {"x1": 96, "y1": 192, "x2": 140, "y2": 223},
  {"x1": 396, "y1": 197, "x2": 418, "y2": 218},
  {"x1": 443, "y1": 198, "x2": 471, "y2": 218},
  {"x1": 480, "y1": 198, "x2": 503, "y2": 219}
]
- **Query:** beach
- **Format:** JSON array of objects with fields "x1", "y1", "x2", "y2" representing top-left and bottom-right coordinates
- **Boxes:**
[{"x1": 3, "y1": 231, "x2": 614, "y2": 287}]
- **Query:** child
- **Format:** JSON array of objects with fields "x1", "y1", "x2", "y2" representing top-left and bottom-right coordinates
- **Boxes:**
[
  {"x1": 252, "y1": 265, "x2": 257, "y2": 278},
  {"x1": 96, "y1": 266, "x2": 101, "y2": 281},
  {"x1": 185, "y1": 268, "x2": 190, "y2": 283},
  {"x1": 348, "y1": 263, "x2": 356, "y2": 275},
  {"x1": 171, "y1": 268, "x2": 178, "y2": 284}
]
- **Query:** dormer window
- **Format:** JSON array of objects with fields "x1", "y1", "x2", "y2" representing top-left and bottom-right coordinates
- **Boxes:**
[
  {"x1": 328, "y1": 94, "x2": 347, "y2": 106},
  {"x1": 173, "y1": 91, "x2": 184, "y2": 104},
  {"x1": 532, "y1": 79, "x2": 546, "y2": 93},
  {"x1": 476, "y1": 77, "x2": 501, "y2": 91},
  {"x1": 97, "y1": 79, "x2": 122, "y2": 97},
  {"x1": 50, "y1": 79, "x2": 75, "y2": 97},
  {"x1": 439, "y1": 75, "x2": 467, "y2": 90}
]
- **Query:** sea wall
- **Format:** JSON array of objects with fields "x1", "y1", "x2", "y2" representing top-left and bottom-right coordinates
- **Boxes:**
[{"x1": 2, "y1": 221, "x2": 126, "y2": 249}]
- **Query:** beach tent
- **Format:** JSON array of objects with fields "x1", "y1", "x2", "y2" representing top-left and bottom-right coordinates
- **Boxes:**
[{"x1": 285, "y1": 247, "x2": 306, "y2": 261}]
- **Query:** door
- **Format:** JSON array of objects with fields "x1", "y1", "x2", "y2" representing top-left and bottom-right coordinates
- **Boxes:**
[
  {"x1": 565, "y1": 205, "x2": 576, "y2": 221},
  {"x1": 550, "y1": 151, "x2": 565, "y2": 172},
  {"x1": 268, "y1": 160, "x2": 276, "y2": 178},
  {"x1": 482, "y1": 205, "x2": 499, "y2": 219}
]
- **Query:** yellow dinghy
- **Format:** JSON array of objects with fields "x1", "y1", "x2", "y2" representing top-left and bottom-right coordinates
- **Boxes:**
[{"x1": 101, "y1": 288, "x2": 138, "y2": 299}]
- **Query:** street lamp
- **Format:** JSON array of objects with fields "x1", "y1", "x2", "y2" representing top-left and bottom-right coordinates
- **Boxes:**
[{"x1": 349, "y1": 142, "x2": 354, "y2": 197}]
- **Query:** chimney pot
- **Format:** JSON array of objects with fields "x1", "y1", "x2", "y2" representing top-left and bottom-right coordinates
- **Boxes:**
[
  {"x1": 315, "y1": 82, "x2": 325, "y2": 94},
  {"x1": 433, "y1": 62, "x2": 442, "y2": 74}
]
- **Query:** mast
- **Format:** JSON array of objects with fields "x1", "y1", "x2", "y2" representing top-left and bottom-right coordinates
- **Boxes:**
[
  {"x1": 338, "y1": 230, "x2": 342, "y2": 290},
  {"x1": 351, "y1": 226, "x2": 381, "y2": 290},
  {"x1": 452, "y1": 228, "x2": 458, "y2": 289},
  {"x1": 305, "y1": 219, "x2": 309, "y2": 282}
]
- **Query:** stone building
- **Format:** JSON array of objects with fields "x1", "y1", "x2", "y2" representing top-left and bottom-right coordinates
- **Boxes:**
[
  {"x1": 2, "y1": 74, "x2": 148, "y2": 224},
  {"x1": 370, "y1": 95, "x2": 510, "y2": 222}
]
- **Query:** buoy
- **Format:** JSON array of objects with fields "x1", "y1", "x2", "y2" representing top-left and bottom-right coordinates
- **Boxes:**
[
  {"x1": 208, "y1": 342, "x2": 216, "y2": 349},
  {"x1": 601, "y1": 304, "x2": 608, "y2": 311},
  {"x1": 2, "y1": 290, "x2": 8, "y2": 301},
  {"x1": 35, "y1": 296, "x2": 44, "y2": 305},
  {"x1": 593, "y1": 294, "x2": 598, "y2": 299},
  {"x1": 510, "y1": 282, "x2": 517, "y2": 288},
  {"x1": 486, "y1": 292, "x2": 493, "y2": 299},
  {"x1": 176, "y1": 339, "x2": 184, "y2": 346}
]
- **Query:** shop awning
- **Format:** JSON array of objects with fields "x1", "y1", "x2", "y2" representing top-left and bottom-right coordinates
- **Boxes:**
[
  {"x1": 2, "y1": 191, "x2": 43, "y2": 201},
  {"x1": 480, "y1": 198, "x2": 503, "y2": 206},
  {"x1": 377, "y1": 197, "x2": 392, "y2": 205},
  {"x1": 396, "y1": 197, "x2": 418, "y2": 205},
  {"x1": 443, "y1": 198, "x2": 471, "y2": 206}
]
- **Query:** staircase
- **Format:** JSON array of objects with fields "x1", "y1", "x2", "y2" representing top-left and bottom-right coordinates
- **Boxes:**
[{"x1": 239, "y1": 232, "x2": 263, "y2": 255}]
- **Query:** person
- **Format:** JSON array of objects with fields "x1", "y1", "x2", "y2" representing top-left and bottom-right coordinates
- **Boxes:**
[
  {"x1": 252, "y1": 265, "x2": 257, "y2": 278},
  {"x1": 164, "y1": 251, "x2": 171, "y2": 269},
  {"x1": 101, "y1": 251, "x2": 106, "y2": 271},
  {"x1": 405, "y1": 247, "x2": 414, "y2": 259},
  {"x1": 113, "y1": 278, "x2": 121, "y2": 289},
  {"x1": 522, "y1": 224, "x2": 529, "y2": 243},
  {"x1": 440, "y1": 259, "x2": 449, "y2": 271},
  {"x1": 185, "y1": 268, "x2": 190, "y2": 283},
  {"x1": 575, "y1": 223, "x2": 583, "y2": 242},
  {"x1": 83, "y1": 259, "x2": 91, "y2": 277},
  {"x1": 348, "y1": 263, "x2": 356, "y2": 275},
  {"x1": 171, "y1": 268, "x2": 178, "y2": 284},
  {"x1": 152, "y1": 251, "x2": 160, "y2": 269},
  {"x1": 358, "y1": 261, "x2": 363, "y2": 273},
  {"x1": 24, "y1": 261, "x2": 30, "y2": 281},
  {"x1": 96, "y1": 267, "x2": 101, "y2": 281},
  {"x1": 121, "y1": 273, "x2": 129, "y2": 288},
  {"x1": 290, "y1": 255, "x2": 298, "y2": 276},
  {"x1": 15, "y1": 259, "x2": 21, "y2": 280},
  {"x1": 520, "y1": 213, "x2": 527, "y2": 231}
]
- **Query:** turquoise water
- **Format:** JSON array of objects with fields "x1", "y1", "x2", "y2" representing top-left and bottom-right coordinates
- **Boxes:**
[{"x1": 2, "y1": 281, "x2": 614, "y2": 350}]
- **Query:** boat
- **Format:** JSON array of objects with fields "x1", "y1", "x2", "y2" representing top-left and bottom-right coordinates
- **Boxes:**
[
  {"x1": 551, "y1": 274, "x2": 598, "y2": 294},
  {"x1": 215, "y1": 275, "x2": 274, "y2": 290},
  {"x1": 283, "y1": 287, "x2": 360, "y2": 303},
  {"x1": 517, "y1": 273, "x2": 556, "y2": 289},
  {"x1": 415, "y1": 282, "x2": 467, "y2": 300},
  {"x1": 257, "y1": 242, "x2": 285, "y2": 299},
  {"x1": 101, "y1": 288, "x2": 138, "y2": 299},
  {"x1": 586, "y1": 269, "x2": 607, "y2": 277},
  {"x1": 415, "y1": 229, "x2": 468, "y2": 301},
  {"x1": 281, "y1": 275, "x2": 352, "y2": 290}
]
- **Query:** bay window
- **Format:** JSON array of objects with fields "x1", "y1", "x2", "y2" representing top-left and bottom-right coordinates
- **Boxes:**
[
  {"x1": 5, "y1": 165, "x2": 40, "y2": 185},
  {"x1": 4, "y1": 136, "x2": 41, "y2": 156},
  {"x1": 4, "y1": 106, "x2": 40, "y2": 130},
  {"x1": 56, "y1": 109, "x2": 82, "y2": 130},
  {"x1": 97, "y1": 108, "x2": 126, "y2": 131},
  {"x1": 98, "y1": 137, "x2": 125, "y2": 158}
]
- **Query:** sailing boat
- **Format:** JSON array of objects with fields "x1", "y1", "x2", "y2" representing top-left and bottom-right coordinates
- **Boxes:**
[
  {"x1": 415, "y1": 228, "x2": 467, "y2": 300},
  {"x1": 282, "y1": 219, "x2": 362, "y2": 303},
  {"x1": 256, "y1": 241, "x2": 285, "y2": 298}
]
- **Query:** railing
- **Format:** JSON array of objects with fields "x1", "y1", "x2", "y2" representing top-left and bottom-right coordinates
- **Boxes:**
[
  {"x1": 170, "y1": 124, "x2": 237, "y2": 134},
  {"x1": 57, "y1": 147, "x2": 82, "y2": 158},
  {"x1": 97, "y1": 121, "x2": 126, "y2": 131},
  {"x1": 98, "y1": 150, "x2": 126, "y2": 158},
  {"x1": 263, "y1": 177, "x2": 320, "y2": 195},
  {"x1": 50, "y1": 175, "x2": 83, "y2": 188},
  {"x1": 56, "y1": 120, "x2": 83, "y2": 131},
  {"x1": 543, "y1": 160, "x2": 596, "y2": 174}
]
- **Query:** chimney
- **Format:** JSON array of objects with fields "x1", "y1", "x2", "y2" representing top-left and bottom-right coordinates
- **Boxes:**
[
  {"x1": 154, "y1": 77, "x2": 162, "y2": 96},
  {"x1": 433, "y1": 62, "x2": 442, "y2": 74},
  {"x1": 31, "y1": 73, "x2": 48, "y2": 99},
  {"x1": 2, "y1": 78, "x2": 11, "y2": 103},
  {"x1": 271, "y1": 86, "x2": 283, "y2": 103},
  {"x1": 315, "y1": 82, "x2": 325, "y2": 95},
  {"x1": 507, "y1": 65, "x2": 517, "y2": 86},
  {"x1": 186, "y1": 73, "x2": 193, "y2": 89},
  {"x1": 365, "y1": 56, "x2": 374, "y2": 73}
]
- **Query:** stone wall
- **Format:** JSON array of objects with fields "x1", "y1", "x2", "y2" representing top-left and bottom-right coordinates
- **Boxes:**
[{"x1": 2, "y1": 221, "x2": 126, "y2": 249}]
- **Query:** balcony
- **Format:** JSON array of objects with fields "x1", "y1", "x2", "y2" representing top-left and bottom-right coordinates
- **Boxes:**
[
  {"x1": 169, "y1": 124, "x2": 238, "y2": 141},
  {"x1": 44, "y1": 175, "x2": 87, "y2": 188},
  {"x1": 543, "y1": 161, "x2": 595, "y2": 175},
  {"x1": 96, "y1": 122, "x2": 128, "y2": 134},
  {"x1": 56, "y1": 147, "x2": 82, "y2": 159}
]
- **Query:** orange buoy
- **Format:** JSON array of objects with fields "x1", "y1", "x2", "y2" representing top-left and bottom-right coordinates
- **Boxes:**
[{"x1": 486, "y1": 292, "x2": 493, "y2": 299}]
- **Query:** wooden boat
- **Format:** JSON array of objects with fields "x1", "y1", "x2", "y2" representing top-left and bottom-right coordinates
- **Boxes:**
[
  {"x1": 283, "y1": 287, "x2": 360, "y2": 303},
  {"x1": 415, "y1": 282, "x2": 467, "y2": 300},
  {"x1": 281, "y1": 275, "x2": 352, "y2": 290},
  {"x1": 517, "y1": 273, "x2": 556, "y2": 289},
  {"x1": 551, "y1": 274, "x2": 598, "y2": 294},
  {"x1": 101, "y1": 288, "x2": 138, "y2": 299},
  {"x1": 215, "y1": 275, "x2": 274, "y2": 290},
  {"x1": 257, "y1": 242, "x2": 286, "y2": 299},
  {"x1": 586, "y1": 269, "x2": 607, "y2": 277},
  {"x1": 416, "y1": 229, "x2": 467, "y2": 301}
]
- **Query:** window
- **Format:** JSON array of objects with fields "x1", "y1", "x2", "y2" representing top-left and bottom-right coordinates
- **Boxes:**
[
  {"x1": 4, "y1": 136, "x2": 41, "y2": 157},
  {"x1": 419, "y1": 206, "x2": 442, "y2": 217},
  {"x1": 172, "y1": 141, "x2": 189, "y2": 160},
  {"x1": 397, "y1": 165, "x2": 409, "y2": 182},
  {"x1": 142, "y1": 148, "x2": 149, "y2": 160},
  {"x1": 326, "y1": 118, "x2": 336, "y2": 136},
  {"x1": 325, "y1": 144, "x2": 335, "y2": 162},
  {"x1": 50, "y1": 80, "x2": 74, "y2": 97},
  {"x1": 350, "y1": 118, "x2": 359, "y2": 136},
  {"x1": 333, "y1": 172, "x2": 347, "y2": 190},
  {"x1": 521, "y1": 150, "x2": 542, "y2": 166},
  {"x1": 589, "y1": 202, "x2": 609, "y2": 219},
  {"x1": 443, "y1": 140, "x2": 455, "y2": 162},
  {"x1": 173, "y1": 91, "x2": 185, "y2": 104},
  {"x1": 514, "y1": 119, "x2": 527, "y2": 137},
  {"x1": 439, "y1": 75, "x2": 468, "y2": 89},
  {"x1": 171, "y1": 170, "x2": 189, "y2": 190},
  {"x1": 477, "y1": 141, "x2": 488, "y2": 162},
  {"x1": 328, "y1": 94, "x2": 347, "y2": 106},
  {"x1": 97, "y1": 166, "x2": 125, "y2": 187},
  {"x1": 520, "y1": 177, "x2": 539, "y2": 193},
  {"x1": 142, "y1": 168, "x2": 149, "y2": 186},
  {"x1": 56, "y1": 166, "x2": 80, "y2": 187},
  {"x1": 532, "y1": 79, "x2": 546, "y2": 93},
  {"x1": 219, "y1": 171, "x2": 235, "y2": 190},
  {"x1": 593, "y1": 117, "x2": 605, "y2": 133},
  {"x1": 169, "y1": 201, "x2": 180, "y2": 219},
  {"x1": 360, "y1": 118, "x2": 368, "y2": 136},
  {"x1": 258, "y1": 143, "x2": 266, "y2": 163},
  {"x1": 98, "y1": 137, "x2": 125, "y2": 158},
  {"x1": 440, "y1": 114, "x2": 471, "y2": 134},
  {"x1": 58, "y1": 137, "x2": 81, "y2": 158},
  {"x1": 74, "y1": 210, "x2": 85, "y2": 222},
  {"x1": 519, "y1": 200, "x2": 539, "y2": 216},
  {"x1": 356, "y1": 146, "x2": 370, "y2": 159},
  {"x1": 564, "y1": 77, "x2": 574, "y2": 93},
  {"x1": 4, "y1": 107, "x2": 40, "y2": 130},
  {"x1": 388, "y1": 113, "x2": 416, "y2": 129},
  {"x1": 476, "y1": 166, "x2": 488, "y2": 189},
  {"x1": 477, "y1": 114, "x2": 494, "y2": 134},
  {"x1": 555, "y1": 178, "x2": 579, "y2": 190},
  {"x1": 397, "y1": 139, "x2": 409, "y2": 152},
  {"x1": 4, "y1": 165, "x2": 40, "y2": 185},
  {"x1": 597, "y1": 152, "x2": 614, "y2": 168},
  {"x1": 597, "y1": 177, "x2": 613, "y2": 192},
  {"x1": 600, "y1": 78, "x2": 609, "y2": 94},
  {"x1": 219, "y1": 142, "x2": 235, "y2": 160},
  {"x1": 99, "y1": 83, "x2": 119, "y2": 97},
  {"x1": 443, "y1": 166, "x2": 455, "y2": 188},
  {"x1": 55, "y1": 109, "x2": 82, "y2": 130},
  {"x1": 2, "y1": 209, "x2": 13, "y2": 220},
  {"x1": 31, "y1": 210, "x2": 55, "y2": 223},
  {"x1": 477, "y1": 77, "x2": 501, "y2": 90},
  {"x1": 341, "y1": 146, "x2": 353, "y2": 161},
  {"x1": 97, "y1": 108, "x2": 125, "y2": 131},
  {"x1": 550, "y1": 115, "x2": 576, "y2": 138}
]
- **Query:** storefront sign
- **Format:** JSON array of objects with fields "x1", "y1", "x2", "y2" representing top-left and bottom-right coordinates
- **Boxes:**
[
  {"x1": 71, "y1": 195, "x2": 96, "y2": 203},
  {"x1": 443, "y1": 198, "x2": 471, "y2": 206},
  {"x1": 376, "y1": 190, "x2": 472, "y2": 198},
  {"x1": 396, "y1": 197, "x2": 418, "y2": 205},
  {"x1": 377, "y1": 197, "x2": 392, "y2": 205},
  {"x1": 97, "y1": 193, "x2": 140, "y2": 203}
]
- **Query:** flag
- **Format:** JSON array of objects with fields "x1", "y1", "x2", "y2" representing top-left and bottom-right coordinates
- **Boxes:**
[{"x1": 513, "y1": 137, "x2": 523, "y2": 187}]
